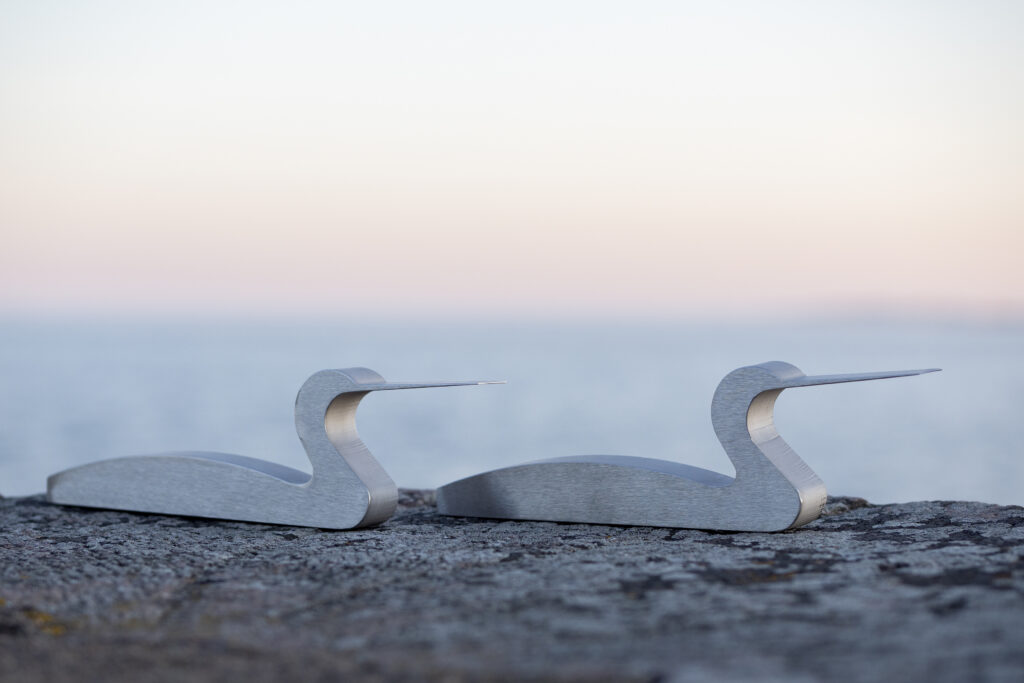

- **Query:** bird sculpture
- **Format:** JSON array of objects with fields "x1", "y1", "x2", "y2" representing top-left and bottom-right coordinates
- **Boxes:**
[
  {"x1": 48, "y1": 367, "x2": 500, "y2": 529},
  {"x1": 437, "y1": 361, "x2": 939, "y2": 531}
]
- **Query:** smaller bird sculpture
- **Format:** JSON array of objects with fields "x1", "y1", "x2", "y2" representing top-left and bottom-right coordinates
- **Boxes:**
[{"x1": 48, "y1": 367, "x2": 501, "y2": 529}]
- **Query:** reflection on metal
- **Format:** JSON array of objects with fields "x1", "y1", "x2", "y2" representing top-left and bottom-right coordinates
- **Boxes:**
[
  {"x1": 437, "y1": 361, "x2": 939, "y2": 532},
  {"x1": 48, "y1": 368, "x2": 501, "y2": 529}
]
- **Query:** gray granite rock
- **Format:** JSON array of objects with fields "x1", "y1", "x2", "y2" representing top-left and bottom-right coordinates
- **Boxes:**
[{"x1": 1, "y1": 491, "x2": 1022, "y2": 682}]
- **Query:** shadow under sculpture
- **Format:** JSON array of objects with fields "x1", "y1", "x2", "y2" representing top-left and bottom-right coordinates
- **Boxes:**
[
  {"x1": 437, "y1": 361, "x2": 939, "y2": 532},
  {"x1": 48, "y1": 368, "x2": 499, "y2": 529}
]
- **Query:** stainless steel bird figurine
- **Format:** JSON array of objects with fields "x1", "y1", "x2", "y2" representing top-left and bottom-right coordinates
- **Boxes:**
[
  {"x1": 48, "y1": 368, "x2": 502, "y2": 529},
  {"x1": 437, "y1": 361, "x2": 939, "y2": 531}
]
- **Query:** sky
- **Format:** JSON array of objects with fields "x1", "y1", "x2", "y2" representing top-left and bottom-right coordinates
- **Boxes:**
[{"x1": 1, "y1": 1, "x2": 1021, "y2": 320}]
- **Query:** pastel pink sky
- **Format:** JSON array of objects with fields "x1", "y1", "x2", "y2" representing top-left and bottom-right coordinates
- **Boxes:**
[{"x1": 2, "y1": 1, "x2": 1021, "y2": 319}]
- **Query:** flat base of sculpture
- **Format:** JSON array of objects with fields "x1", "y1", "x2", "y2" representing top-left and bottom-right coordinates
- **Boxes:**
[{"x1": 2, "y1": 491, "x2": 1022, "y2": 682}]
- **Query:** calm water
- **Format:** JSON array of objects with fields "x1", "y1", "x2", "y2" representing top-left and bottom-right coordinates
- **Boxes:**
[{"x1": 0, "y1": 316, "x2": 1020, "y2": 505}]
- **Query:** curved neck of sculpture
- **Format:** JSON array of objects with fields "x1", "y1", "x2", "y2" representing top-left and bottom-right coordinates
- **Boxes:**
[
  {"x1": 293, "y1": 372, "x2": 396, "y2": 491},
  {"x1": 710, "y1": 366, "x2": 821, "y2": 489},
  {"x1": 292, "y1": 372, "x2": 398, "y2": 527}
]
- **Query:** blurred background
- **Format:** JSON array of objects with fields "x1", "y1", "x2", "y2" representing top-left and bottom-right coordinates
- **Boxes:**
[{"x1": 1, "y1": 1, "x2": 1021, "y2": 504}]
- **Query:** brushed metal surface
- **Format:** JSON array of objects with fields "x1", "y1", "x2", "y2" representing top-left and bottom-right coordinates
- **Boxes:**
[
  {"x1": 47, "y1": 368, "x2": 500, "y2": 529},
  {"x1": 436, "y1": 361, "x2": 940, "y2": 531}
]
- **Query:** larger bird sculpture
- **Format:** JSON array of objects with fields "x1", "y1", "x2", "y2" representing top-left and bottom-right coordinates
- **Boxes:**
[
  {"x1": 437, "y1": 361, "x2": 939, "y2": 531},
  {"x1": 48, "y1": 367, "x2": 501, "y2": 529}
]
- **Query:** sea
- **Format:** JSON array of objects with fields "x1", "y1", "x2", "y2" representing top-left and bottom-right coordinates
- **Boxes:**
[{"x1": 1, "y1": 316, "x2": 1021, "y2": 506}]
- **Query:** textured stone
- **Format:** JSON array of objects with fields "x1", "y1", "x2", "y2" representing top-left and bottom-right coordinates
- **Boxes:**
[{"x1": 1, "y1": 491, "x2": 1022, "y2": 682}]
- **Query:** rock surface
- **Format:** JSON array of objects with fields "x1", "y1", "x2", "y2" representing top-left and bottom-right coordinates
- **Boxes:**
[{"x1": 1, "y1": 491, "x2": 1022, "y2": 682}]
